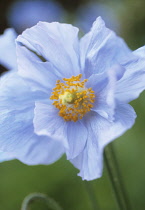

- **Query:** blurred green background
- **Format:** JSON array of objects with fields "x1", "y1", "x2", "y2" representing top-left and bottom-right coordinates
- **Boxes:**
[{"x1": 0, "y1": 0, "x2": 145, "y2": 209}]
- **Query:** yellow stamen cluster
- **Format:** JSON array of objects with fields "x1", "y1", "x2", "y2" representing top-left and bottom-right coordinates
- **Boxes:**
[{"x1": 50, "y1": 74, "x2": 95, "y2": 122}]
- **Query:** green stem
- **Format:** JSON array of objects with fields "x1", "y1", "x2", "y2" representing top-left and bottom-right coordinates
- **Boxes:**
[
  {"x1": 104, "y1": 143, "x2": 131, "y2": 210},
  {"x1": 84, "y1": 181, "x2": 99, "y2": 210},
  {"x1": 21, "y1": 193, "x2": 63, "y2": 210}
]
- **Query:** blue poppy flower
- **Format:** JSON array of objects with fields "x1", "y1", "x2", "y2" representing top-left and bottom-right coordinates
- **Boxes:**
[
  {"x1": 0, "y1": 17, "x2": 145, "y2": 180},
  {"x1": 7, "y1": 0, "x2": 65, "y2": 34}
]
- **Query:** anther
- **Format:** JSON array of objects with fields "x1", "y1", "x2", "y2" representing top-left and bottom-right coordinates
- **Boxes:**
[{"x1": 50, "y1": 74, "x2": 95, "y2": 122}]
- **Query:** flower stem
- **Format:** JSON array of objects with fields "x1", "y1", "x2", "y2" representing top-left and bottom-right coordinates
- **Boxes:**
[
  {"x1": 84, "y1": 181, "x2": 100, "y2": 210},
  {"x1": 104, "y1": 143, "x2": 131, "y2": 210},
  {"x1": 21, "y1": 193, "x2": 63, "y2": 210}
]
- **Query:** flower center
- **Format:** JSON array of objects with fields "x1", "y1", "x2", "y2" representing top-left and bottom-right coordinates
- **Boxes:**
[{"x1": 50, "y1": 74, "x2": 95, "y2": 122}]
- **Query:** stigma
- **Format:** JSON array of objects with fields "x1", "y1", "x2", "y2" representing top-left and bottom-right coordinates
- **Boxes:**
[{"x1": 50, "y1": 74, "x2": 95, "y2": 122}]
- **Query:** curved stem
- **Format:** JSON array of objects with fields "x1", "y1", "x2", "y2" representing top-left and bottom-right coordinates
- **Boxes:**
[
  {"x1": 104, "y1": 143, "x2": 132, "y2": 210},
  {"x1": 21, "y1": 193, "x2": 63, "y2": 210},
  {"x1": 84, "y1": 181, "x2": 100, "y2": 210}
]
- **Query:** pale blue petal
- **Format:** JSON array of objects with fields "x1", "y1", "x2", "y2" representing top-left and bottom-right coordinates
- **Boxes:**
[
  {"x1": 0, "y1": 28, "x2": 17, "y2": 70},
  {"x1": 66, "y1": 121, "x2": 87, "y2": 159},
  {"x1": 87, "y1": 72, "x2": 114, "y2": 120},
  {"x1": 34, "y1": 101, "x2": 88, "y2": 158},
  {"x1": 0, "y1": 107, "x2": 64, "y2": 165},
  {"x1": 17, "y1": 44, "x2": 60, "y2": 93},
  {"x1": 0, "y1": 72, "x2": 64, "y2": 164},
  {"x1": 88, "y1": 103, "x2": 136, "y2": 147},
  {"x1": 34, "y1": 101, "x2": 68, "y2": 148},
  {"x1": 86, "y1": 64, "x2": 125, "y2": 121},
  {"x1": 70, "y1": 133, "x2": 103, "y2": 181},
  {"x1": 70, "y1": 103, "x2": 136, "y2": 180},
  {"x1": 0, "y1": 72, "x2": 47, "y2": 109},
  {"x1": 80, "y1": 17, "x2": 135, "y2": 78},
  {"x1": 116, "y1": 71, "x2": 145, "y2": 103},
  {"x1": 116, "y1": 47, "x2": 145, "y2": 103},
  {"x1": 0, "y1": 151, "x2": 14, "y2": 162},
  {"x1": 17, "y1": 22, "x2": 80, "y2": 77},
  {"x1": 133, "y1": 45, "x2": 145, "y2": 57}
]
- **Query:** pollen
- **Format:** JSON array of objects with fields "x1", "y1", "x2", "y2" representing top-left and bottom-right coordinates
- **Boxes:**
[{"x1": 50, "y1": 74, "x2": 95, "y2": 122}]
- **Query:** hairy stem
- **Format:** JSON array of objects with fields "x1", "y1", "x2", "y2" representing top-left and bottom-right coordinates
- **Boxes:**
[
  {"x1": 84, "y1": 181, "x2": 100, "y2": 210},
  {"x1": 21, "y1": 193, "x2": 63, "y2": 210},
  {"x1": 104, "y1": 143, "x2": 131, "y2": 210}
]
